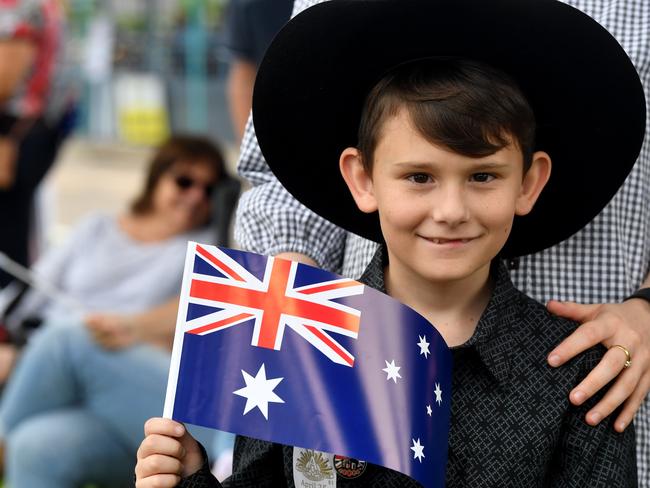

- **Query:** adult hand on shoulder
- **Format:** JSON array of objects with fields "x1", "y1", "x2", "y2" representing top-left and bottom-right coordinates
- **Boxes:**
[
  {"x1": 136, "y1": 418, "x2": 204, "y2": 488},
  {"x1": 85, "y1": 313, "x2": 138, "y2": 350},
  {"x1": 547, "y1": 299, "x2": 650, "y2": 432}
]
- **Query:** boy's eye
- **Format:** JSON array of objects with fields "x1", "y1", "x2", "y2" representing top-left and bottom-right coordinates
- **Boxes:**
[
  {"x1": 407, "y1": 173, "x2": 432, "y2": 184},
  {"x1": 471, "y1": 173, "x2": 495, "y2": 183}
]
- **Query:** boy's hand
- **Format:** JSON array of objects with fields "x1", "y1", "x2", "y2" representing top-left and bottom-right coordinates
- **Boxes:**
[
  {"x1": 546, "y1": 299, "x2": 650, "y2": 432},
  {"x1": 135, "y1": 418, "x2": 204, "y2": 488}
]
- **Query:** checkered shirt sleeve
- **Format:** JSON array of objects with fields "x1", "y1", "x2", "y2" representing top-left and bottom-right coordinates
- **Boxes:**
[
  {"x1": 234, "y1": 116, "x2": 347, "y2": 271},
  {"x1": 508, "y1": 2, "x2": 650, "y2": 484},
  {"x1": 233, "y1": 0, "x2": 650, "y2": 484},
  {"x1": 234, "y1": 0, "x2": 347, "y2": 271}
]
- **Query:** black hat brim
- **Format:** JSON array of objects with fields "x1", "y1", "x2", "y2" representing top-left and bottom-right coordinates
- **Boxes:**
[{"x1": 253, "y1": 0, "x2": 646, "y2": 258}]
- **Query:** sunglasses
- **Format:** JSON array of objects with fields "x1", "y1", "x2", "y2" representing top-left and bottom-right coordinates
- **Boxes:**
[{"x1": 173, "y1": 175, "x2": 215, "y2": 198}]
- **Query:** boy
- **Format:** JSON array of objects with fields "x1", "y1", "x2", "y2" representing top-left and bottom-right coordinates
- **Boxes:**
[{"x1": 136, "y1": 0, "x2": 644, "y2": 486}]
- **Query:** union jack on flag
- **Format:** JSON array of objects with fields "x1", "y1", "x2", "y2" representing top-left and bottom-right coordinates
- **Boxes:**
[{"x1": 184, "y1": 244, "x2": 364, "y2": 366}]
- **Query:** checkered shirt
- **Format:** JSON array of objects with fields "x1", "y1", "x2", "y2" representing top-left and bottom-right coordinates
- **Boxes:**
[{"x1": 233, "y1": 0, "x2": 650, "y2": 484}]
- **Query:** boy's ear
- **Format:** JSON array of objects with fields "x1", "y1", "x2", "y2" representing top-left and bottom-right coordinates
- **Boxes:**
[
  {"x1": 339, "y1": 147, "x2": 378, "y2": 214},
  {"x1": 515, "y1": 151, "x2": 552, "y2": 216}
]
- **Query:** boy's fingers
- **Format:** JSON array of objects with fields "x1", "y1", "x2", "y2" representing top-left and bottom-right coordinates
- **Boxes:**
[
  {"x1": 548, "y1": 319, "x2": 609, "y2": 367},
  {"x1": 135, "y1": 473, "x2": 181, "y2": 488},
  {"x1": 137, "y1": 434, "x2": 186, "y2": 460},
  {"x1": 144, "y1": 417, "x2": 185, "y2": 438},
  {"x1": 135, "y1": 453, "x2": 183, "y2": 478}
]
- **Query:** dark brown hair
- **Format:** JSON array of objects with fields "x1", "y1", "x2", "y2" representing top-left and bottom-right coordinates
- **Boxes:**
[
  {"x1": 357, "y1": 58, "x2": 536, "y2": 171},
  {"x1": 131, "y1": 134, "x2": 227, "y2": 215}
]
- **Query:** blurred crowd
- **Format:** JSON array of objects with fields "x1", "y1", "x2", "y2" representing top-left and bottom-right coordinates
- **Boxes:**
[{"x1": 0, "y1": 0, "x2": 291, "y2": 486}]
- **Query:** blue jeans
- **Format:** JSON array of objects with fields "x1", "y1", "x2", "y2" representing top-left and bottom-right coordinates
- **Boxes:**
[{"x1": 0, "y1": 322, "x2": 233, "y2": 487}]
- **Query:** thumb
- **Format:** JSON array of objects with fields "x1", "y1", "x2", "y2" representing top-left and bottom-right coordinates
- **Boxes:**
[
  {"x1": 178, "y1": 428, "x2": 204, "y2": 477},
  {"x1": 546, "y1": 300, "x2": 600, "y2": 324}
]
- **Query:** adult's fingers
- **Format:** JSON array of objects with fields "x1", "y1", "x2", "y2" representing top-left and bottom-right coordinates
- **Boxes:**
[
  {"x1": 614, "y1": 374, "x2": 650, "y2": 432},
  {"x1": 583, "y1": 367, "x2": 640, "y2": 426},
  {"x1": 578, "y1": 366, "x2": 640, "y2": 425},
  {"x1": 569, "y1": 346, "x2": 637, "y2": 406},
  {"x1": 548, "y1": 318, "x2": 611, "y2": 367},
  {"x1": 546, "y1": 300, "x2": 600, "y2": 323},
  {"x1": 569, "y1": 343, "x2": 649, "y2": 428}
]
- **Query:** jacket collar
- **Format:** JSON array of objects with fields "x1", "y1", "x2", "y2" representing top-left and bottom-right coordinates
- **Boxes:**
[{"x1": 358, "y1": 247, "x2": 522, "y2": 384}]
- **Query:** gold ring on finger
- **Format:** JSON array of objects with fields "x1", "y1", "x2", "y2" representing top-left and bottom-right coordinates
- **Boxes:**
[{"x1": 611, "y1": 344, "x2": 632, "y2": 369}]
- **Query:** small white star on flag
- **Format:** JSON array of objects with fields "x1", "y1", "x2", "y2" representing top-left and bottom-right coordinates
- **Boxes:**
[
  {"x1": 417, "y1": 335, "x2": 430, "y2": 358},
  {"x1": 233, "y1": 363, "x2": 284, "y2": 420},
  {"x1": 411, "y1": 438, "x2": 425, "y2": 462},
  {"x1": 382, "y1": 359, "x2": 402, "y2": 383},
  {"x1": 434, "y1": 382, "x2": 443, "y2": 406},
  {"x1": 426, "y1": 404, "x2": 432, "y2": 416}
]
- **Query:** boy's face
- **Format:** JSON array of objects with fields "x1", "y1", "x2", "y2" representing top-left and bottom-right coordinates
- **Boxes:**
[{"x1": 340, "y1": 109, "x2": 550, "y2": 286}]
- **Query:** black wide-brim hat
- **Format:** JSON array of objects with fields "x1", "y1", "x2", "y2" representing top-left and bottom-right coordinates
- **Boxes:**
[{"x1": 252, "y1": 0, "x2": 646, "y2": 258}]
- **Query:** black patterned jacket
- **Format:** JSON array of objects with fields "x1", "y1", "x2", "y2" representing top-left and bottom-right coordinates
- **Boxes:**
[{"x1": 178, "y1": 252, "x2": 637, "y2": 487}]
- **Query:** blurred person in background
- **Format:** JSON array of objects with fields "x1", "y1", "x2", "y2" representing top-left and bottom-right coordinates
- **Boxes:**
[
  {"x1": 0, "y1": 134, "x2": 229, "y2": 488},
  {"x1": 224, "y1": 0, "x2": 293, "y2": 141},
  {"x1": 0, "y1": 0, "x2": 76, "y2": 288}
]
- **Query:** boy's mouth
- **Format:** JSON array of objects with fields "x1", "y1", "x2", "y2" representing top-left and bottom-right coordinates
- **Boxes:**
[{"x1": 420, "y1": 236, "x2": 476, "y2": 245}]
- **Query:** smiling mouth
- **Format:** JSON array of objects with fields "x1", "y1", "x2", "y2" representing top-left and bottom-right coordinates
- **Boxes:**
[{"x1": 420, "y1": 236, "x2": 476, "y2": 244}]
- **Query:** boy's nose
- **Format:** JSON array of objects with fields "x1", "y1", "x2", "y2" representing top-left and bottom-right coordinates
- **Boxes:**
[{"x1": 430, "y1": 185, "x2": 470, "y2": 226}]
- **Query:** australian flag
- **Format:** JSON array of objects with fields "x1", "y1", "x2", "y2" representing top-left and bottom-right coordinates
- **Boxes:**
[{"x1": 164, "y1": 243, "x2": 452, "y2": 488}]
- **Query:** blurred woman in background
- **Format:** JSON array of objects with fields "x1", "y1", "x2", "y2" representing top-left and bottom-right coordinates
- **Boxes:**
[{"x1": 0, "y1": 134, "x2": 231, "y2": 488}]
